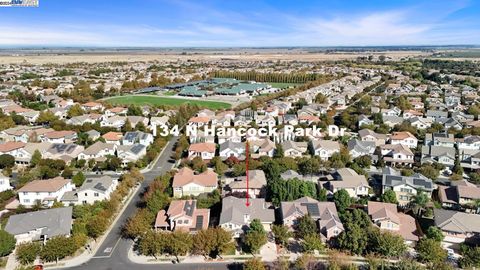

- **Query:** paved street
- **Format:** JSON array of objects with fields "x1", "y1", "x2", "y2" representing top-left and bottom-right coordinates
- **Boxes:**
[{"x1": 59, "y1": 137, "x2": 240, "y2": 270}]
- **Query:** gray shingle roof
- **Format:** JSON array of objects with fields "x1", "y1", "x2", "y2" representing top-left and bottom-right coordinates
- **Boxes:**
[{"x1": 5, "y1": 207, "x2": 72, "y2": 239}]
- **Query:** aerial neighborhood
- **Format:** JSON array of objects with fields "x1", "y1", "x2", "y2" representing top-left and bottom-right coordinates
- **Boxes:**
[{"x1": 0, "y1": 53, "x2": 480, "y2": 270}]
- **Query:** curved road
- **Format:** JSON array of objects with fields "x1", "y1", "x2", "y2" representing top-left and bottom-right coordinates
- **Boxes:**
[{"x1": 62, "y1": 137, "x2": 239, "y2": 270}]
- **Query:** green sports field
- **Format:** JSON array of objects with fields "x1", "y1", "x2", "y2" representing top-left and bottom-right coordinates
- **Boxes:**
[{"x1": 105, "y1": 95, "x2": 232, "y2": 109}]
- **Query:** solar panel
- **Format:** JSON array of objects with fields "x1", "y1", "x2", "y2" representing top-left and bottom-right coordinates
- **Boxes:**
[
  {"x1": 301, "y1": 203, "x2": 320, "y2": 217},
  {"x1": 183, "y1": 201, "x2": 195, "y2": 217},
  {"x1": 94, "y1": 183, "x2": 107, "y2": 192},
  {"x1": 195, "y1": 215, "x2": 204, "y2": 230}
]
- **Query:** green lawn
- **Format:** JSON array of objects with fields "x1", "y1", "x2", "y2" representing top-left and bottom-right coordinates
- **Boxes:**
[
  {"x1": 267, "y1": 82, "x2": 302, "y2": 89},
  {"x1": 105, "y1": 95, "x2": 231, "y2": 109}
]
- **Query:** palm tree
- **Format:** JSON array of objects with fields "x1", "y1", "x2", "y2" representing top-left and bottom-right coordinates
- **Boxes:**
[{"x1": 410, "y1": 190, "x2": 429, "y2": 217}]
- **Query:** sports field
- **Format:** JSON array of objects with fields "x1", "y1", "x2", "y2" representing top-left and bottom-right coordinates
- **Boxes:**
[{"x1": 105, "y1": 95, "x2": 232, "y2": 109}]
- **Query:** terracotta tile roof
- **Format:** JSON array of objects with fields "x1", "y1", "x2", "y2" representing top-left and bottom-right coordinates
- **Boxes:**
[
  {"x1": 154, "y1": 210, "x2": 169, "y2": 228},
  {"x1": 188, "y1": 116, "x2": 210, "y2": 124},
  {"x1": 390, "y1": 131, "x2": 416, "y2": 140},
  {"x1": 368, "y1": 201, "x2": 400, "y2": 224},
  {"x1": 188, "y1": 143, "x2": 216, "y2": 153},
  {"x1": 44, "y1": 130, "x2": 76, "y2": 139},
  {"x1": 172, "y1": 167, "x2": 217, "y2": 188},
  {"x1": 109, "y1": 107, "x2": 127, "y2": 113},
  {"x1": 82, "y1": 102, "x2": 102, "y2": 107},
  {"x1": 102, "y1": 132, "x2": 123, "y2": 141},
  {"x1": 18, "y1": 177, "x2": 69, "y2": 192},
  {"x1": 0, "y1": 141, "x2": 26, "y2": 152}
]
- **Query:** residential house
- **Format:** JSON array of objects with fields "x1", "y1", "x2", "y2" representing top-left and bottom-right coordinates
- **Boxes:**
[
  {"x1": 408, "y1": 117, "x2": 433, "y2": 130},
  {"x1": 172, "y1": 167, "x2": 218, "y2": 198},
  {"x1": 0, "y1": 141, "x2": 30, "y2": 165},
  {"x1": 0, "y1": 173, "x2": 13, "y2": 192},
  {"x1": 188, "y1": 116, "x2": 210, "y2": 128},
  {"x1": 380, "y1": 144, "x2": 415, "y2": 167},
  {"x1": 44, "y1": 143, "x2": 84, "y2": 164},
  {"x1": 117, "y1": 144, "x2": 147, "y2": 166},
  {"x1": 188, "y1": 142, "x2": 216, "y2": 160},
  {"x1": 18, "y1": 177, "x2": 75, "y2": 207},
  {"x1": 122, "y1": 131, "x2": 154, "y2": 146},
  {"x1": 390, "y1": 131, "x2": 418, "y2": 149},
  {"x1": 78, "y1": 142, "x2": 116, "y2": 162},
  {"x1": 229, "y1": 170, "x2": 267, "y2": 198},
  {"x1": 367, "y1": 201, "x2": 419, "y2": 245},
  {"x1": 347, "y1": 139, "x2": 376, "y2": 159},
  {"x1": 102, "y1": 132, "x2": 123, "y2": 145},
  {"x1": 421, "y1": 144, "x2": 456, "y2": 168},
  {"x1": 281, "y1": 196, "x2": 344, "y2": 240},
  {"x1": 325, "y1": 168, "x2": 370, "y2": 198},
  {"x1": 382, "y1": 167, "x2": 435, "y2": 205},
  {"x1": 425, "y1": 133, "x2": 455, "y2": 147},
  {"x1": 458, "y1": 135, "x2": 480, "y2": 150},
  {"x1": 358, "y1": 129, "x2": 387, "y2": 146},
  {"x1": 101, "y1": 116, "x2": 126, "y2": 129},
  {"x1": 63, "y1": 176, "x2": 118, "y2": 205},
  {"x1": 250, "y1": 138, "x2": 276, "y2": 158},
  {"x1": 219, "y1": 141, "x2": 245, "y2": 160},
  {"x1": 438, "y1": 180, "x2": 480, "y2": 210},
  {"x1": 41, "y1": 130, "x2": 77, "y2": 144},
  {"x1": 219, "y1": 196, "x2": 275, "y2": 238},
  {"x1": 281, "y1": 140, "x2": 307, "y2": 157},
  {"x1": 312, "y1": 140, "x2": 340, "y2": 161},
  {"x1": 434, "y1": 208, "x2": 480, "y2": 249},
  {"x1": 426, "y1": 110, "x2": 448, "y2": 120},
  {"x1": 4, "y1": 207, "x2": 72, "y2": 244},
  {"x1": 164, "y1": 200, "x2": 210, "y2": 233}
]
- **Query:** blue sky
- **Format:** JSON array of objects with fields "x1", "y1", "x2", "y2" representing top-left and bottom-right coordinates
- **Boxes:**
[{"x1": 0, "y1": 0, "x2": 479, "y2": 46}]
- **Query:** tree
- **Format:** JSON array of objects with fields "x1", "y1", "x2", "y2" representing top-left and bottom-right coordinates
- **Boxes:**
[
  {"x1": 273, "y1": 143, "x2": 284, "y2": 158},
  {"x1": 410, "y1": 190, "x2": 429, "y2": 217},
  {"x1": 72, "y1": 171, "x2": 86, "y2": 187},
  {"x1": 61, "y1": 166, "x2": 73, "y2": 179},
  {"x1": 86, "y1": 215, "x2": 109, "y2": 239},
  {"x1": 380, "y1": 189, "x2": 398, "y2": 204},
  {"x1": 40, "y1": 236, "x2": 76, "y2": 263},
  {"x1": 138, "y1": 230, "x2": 167, "y2": 259},
  {"x1": 165, "y1": 230, "x2": 193, "y2": 262},
  {"x1": 0, "y1": 230, "x2": 15, "y2": 256},
  {"x1": 67, "y1": 104, "x2": 85, "y2": 118},
  {"x1": 243, "y1": 257, "x2": 265, "y2": 270},
  {"x1": 295, "y1": 214, "x2": 317, "y2": 239},
  {"x1": 249, "y1": 219, "x2": 265, "y2": 234},
  {"x1": 122, "y1": 209, "x2": 155, "y2": 239},
  {"x1": 416, "y1": 238, "x2": 447, "y2": 265},
  {"x1": 272, "y1": 224, "x2": 292, "y2": 247},
  {"x1": 36, "y1": 111, "x2": 58, "y2": 124},
  {"x1": 122, "y1": 118, "x2": 132, "y2": 133},
  {"x1": 298, "y1": 157, "x2": 320, "y2": 176},
  {"x1": 315, "y1": 93, "x2": 328, "y2": 104},
  {"x1": 245, "y1": 220, "x2": 267, "y2": 254},
  {"x1": 368, "y1": 229, "x2": 406, "y2": 258},
  {"x1": 420, "y1": 164, "x2": 439, "y2": 180},
  {"x1": 337, "y1": 223, "x2": 369, "y2": 255},
  {"x1": 459, "y1": 245, "x2": 480, "y2": 269},
  {"x1": 16, "y1": 242, "x2": 41, "y2": 265},
  {"x1": 210, "y1": 157, "x2": 227, "y2": 175},
  {"x1": 262, "y1": 159, "x2": 281, "y2": 182},
  {"x1": 302, "y1": 233, "x2": 324, "y2": 253},
  {"x1": 193, "y1": 228, "x2": 233, "y2": 259},
  {"x1": 425, "y1": 226, "x2": 444, "y2": 242},
  {"x1": 0, "y1": 154, "x2": 15, "y2": 169},
  {"x1": 333, "y1": 189, "x2": 352, "y2": 213},
  {"x1": 31, "y1": 149, "x2": 42, "y2": 167}
]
